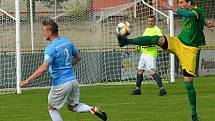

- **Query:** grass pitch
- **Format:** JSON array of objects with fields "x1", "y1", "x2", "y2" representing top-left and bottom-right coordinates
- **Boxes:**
[{"x1": 0, "y1": 77, "x2": 215, "y2": 121}]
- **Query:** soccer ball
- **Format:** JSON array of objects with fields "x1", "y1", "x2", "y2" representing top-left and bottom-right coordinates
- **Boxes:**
[{"x1": 115, "y1": 21, "x2": 132, "y2": 37}]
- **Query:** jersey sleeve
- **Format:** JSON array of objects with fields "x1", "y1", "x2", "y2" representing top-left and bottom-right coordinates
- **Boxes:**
[
  {"x1": 176, "y1": 8, "x2": 198, "y2": 19},
  {"x1": 71, "y1": 42, "x2": 79, "y2": 57},
  {"x1": 43, "y1": 46, "x2": 54, "y2": 64}
]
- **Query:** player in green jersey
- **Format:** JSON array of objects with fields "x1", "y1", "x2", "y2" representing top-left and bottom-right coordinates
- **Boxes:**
[{"x1": 116, "y1": 0, "x2": 214, "y2": 120}]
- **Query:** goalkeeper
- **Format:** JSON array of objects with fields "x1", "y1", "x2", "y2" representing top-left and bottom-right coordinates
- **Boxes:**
[
  {"x1": 116, "y1": 0, "x2": 214, "y2": 121},
  {"x1": 131, "y1": 15, "x2": 167, "y2": 96}
]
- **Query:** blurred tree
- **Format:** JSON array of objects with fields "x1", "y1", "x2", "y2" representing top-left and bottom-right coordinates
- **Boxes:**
[
  {"x1": 195, "y1": 0, "x2": 214, "y2": 18},
  {"x1": 40, "y1": 0, "x2": 68, "y2": 9},
  {"x1": 25, "y1": 0, "x2": 68, "y2": 21},
  {"x1": 65, "y1": 0, "x2": 89, "y2": 21}
]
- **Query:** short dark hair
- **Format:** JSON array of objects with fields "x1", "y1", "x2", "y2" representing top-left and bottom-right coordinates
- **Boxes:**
[
  {"x1": 148, "y1": 15, "x2": 156, "y2": 20},
  {"x1": 185, "y1": 0, "x2": 194, "y2": 5},
  {"x1": 42, "y1": 20, "x2": 58, "y2": 35}
]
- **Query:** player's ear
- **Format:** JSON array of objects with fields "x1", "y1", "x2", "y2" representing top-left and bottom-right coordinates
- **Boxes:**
[
  {"x1": 76, "y1": 51, "x2": 81, "y2": 60},
  {"x1": 188, "y1": 0, "x2": 192, "y2": 6},
  {"x1": 50, "y1": 31, "x2": 53, "y2": 36}
]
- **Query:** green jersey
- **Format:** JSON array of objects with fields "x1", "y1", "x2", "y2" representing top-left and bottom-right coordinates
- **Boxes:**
[
  {"x1": 177, "y1": 6, "x2": 205, "y2": 47},
  {"x1": 140, "y1": 26, "x2": 162, "y2": 57}
]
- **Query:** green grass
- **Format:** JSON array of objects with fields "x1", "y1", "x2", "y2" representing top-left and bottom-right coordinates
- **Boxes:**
[{"x1": 0, "y1": 77, "x2": 215, "y2": 121}]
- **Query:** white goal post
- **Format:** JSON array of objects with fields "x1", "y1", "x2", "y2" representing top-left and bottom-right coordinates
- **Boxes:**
[
  {"x1": 0, "y1": 0, "x2": 21, "y2": 94},
  {"x1": 15, "y1": 0, "x2": 21, "y2": 94}
]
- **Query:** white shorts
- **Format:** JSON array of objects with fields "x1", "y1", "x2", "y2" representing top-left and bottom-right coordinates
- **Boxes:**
[
  {"x1": 138, "y1": 53, "x2": 157, "y2": 71},
  {"x1": 48, "y1": 80, "x2": 80, "y2": 109}
]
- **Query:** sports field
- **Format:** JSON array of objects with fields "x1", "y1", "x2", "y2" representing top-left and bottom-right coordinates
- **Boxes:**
[{"x1": 0, "y1": 77, "x2": 214, "y2": 121}]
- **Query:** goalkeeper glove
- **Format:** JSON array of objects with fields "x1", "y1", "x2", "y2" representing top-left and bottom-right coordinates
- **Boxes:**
[{"x1": 116, "y1": 35, "x2": 127, "y2": 47}]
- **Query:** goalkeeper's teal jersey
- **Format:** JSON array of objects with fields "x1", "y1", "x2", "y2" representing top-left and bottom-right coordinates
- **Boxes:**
[
  {"x1": 177, "y1": 6, "x2": 205, "y2": 47},
  {"x1": 140, "y1": 26, "x2": 162, "y2": 57}
]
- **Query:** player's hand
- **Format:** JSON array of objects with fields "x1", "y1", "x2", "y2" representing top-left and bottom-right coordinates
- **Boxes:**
[
  {"x1": 159, "y1": 2, "x2": 176, "y2": 11},
  {"x1": 159, "y1": 2, "x2": 170, "y2": 10},
  {"x1": 205, "y1": 20, "x2": 214, "y2": 28},
  {"x1": 116, "y1": 35, "x2": 127, "y2": 47},
  {"x1": 19, "y1": 80, "x2": 30, "y2": 87}
]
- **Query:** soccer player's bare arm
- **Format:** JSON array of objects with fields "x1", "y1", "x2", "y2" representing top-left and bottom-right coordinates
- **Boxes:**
[
  {"x1": 73, "y1": 50, "x2": 81, "y2": 65},
  {"x1": 19, "y1": 62, "x2": 49, "y2": 87}
]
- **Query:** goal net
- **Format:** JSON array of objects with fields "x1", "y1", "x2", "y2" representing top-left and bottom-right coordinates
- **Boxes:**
[
  {"x1": 3, "y1": 0, "x2": 214, "y2": 94},
  {"x1": 0, "y1": 0, "x2": 171, "y2": 94},
  {"x1": 0, "y1": 0, "x2": 17, "y2": 94}
]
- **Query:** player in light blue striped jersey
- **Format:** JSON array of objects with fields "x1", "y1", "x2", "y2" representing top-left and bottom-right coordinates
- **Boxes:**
[{"x1": 20, "y1": 20, "x2": 107, "y2": 121}]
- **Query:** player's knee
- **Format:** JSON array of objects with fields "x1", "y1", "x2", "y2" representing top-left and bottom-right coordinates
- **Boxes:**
[
  {"x1": 160, "y1": 36, "x2": 168, "y2": 49},
  {"x1": 137, "y1": 69, "x2": 143, "y2": 75},
  {"x1": 158, "y1": 36, "x2": 166, "y2": 47},
  {"x1": 183, "y1": 69, "x2": 194, "y2": 82},
  {"x1": 148, "y1": 69, "x2": 156, "y2": 76},
  {"x1": 184, "y1": 77, "x2": 193, "y2": 82}
]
